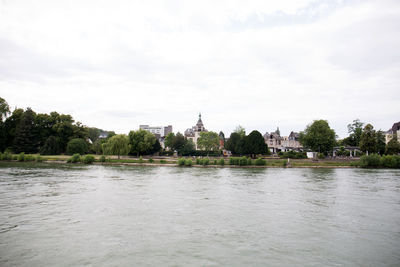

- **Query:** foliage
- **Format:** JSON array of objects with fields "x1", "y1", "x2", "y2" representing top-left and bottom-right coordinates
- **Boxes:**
[
  {"x1": 225, "y1": 132, "x2": 241, "y2": 155},
  {"x1": 359, "y1": 154, "x2": 381, "y2": 168},
  {"x1": 197, "y1": 131, "x2": 220, "y2": 151},
  {"x1": 254, "y1": 158, "x2": 266, "y2": 166},
  {"x1": 146, "y1": 139, "x2": 161, "y2": 155},
  {"x1": 159, "y1": 159, "x2": 167, "y2": 164},
  {"x1": 66, "y1": 138, "x2": 88, "y2": 155},
  {"x1": 99, "y1": 155, "x2": 106, "y2": 162},
  {"x1": 24, "y1": 154, "x2": 35, "y2": 161},
  {"x1": 185, "y1": 159, "x2": 193, "y2": 166},
  {"x1": 149, "y1": 158, "x2": 154, "y2": 163},
  {"x1": 139, "y1": 156, "x2": 143, "y2": 163},
  {"x1": 88, "y1": 127, "x2": 101, "y2": 143},
  {"x1": 202, "y1": 158, "x2": 209, "y2": 166},
  {"x1": 279, "y1": 151, "x2": 307, "y2": 159},
  {"x1": 219, "y1": 158, "x2": 225, "y2": 166},
  {"x1": 386, "y1": 134, "x2": 400, "y2": 155},
  {"x1": 18, "y1": 152, "x2": 25, "y2": 162},
  {"x1": 67, "y1": 154, "x2": 81, "y2": 163},
  {"x1": 180, "y1": 139, "x2": 196, "y2": 156},
  {"x1": 376, "y1": 130, "x2": 386, "y2": 155},
  {"x1": 35, "y1": 155, "x2": 43, "y2": 162},
  {"x1": 342, "y1": 119, "x2": 364, "y2": 146},
  {"x1": 0, "y1": 97, "x2": 10, "y2": 122},
  {"x1": 128, "y1": 129, "x2": 156, "y2": 156},
  {"x1": 172, "y1": 132, "x2": 186, "y2": 153},
  {"x1": 82, "y1": 155, "x2": 95, "y2": 164},
  {"x1": 234, "y1": 125, "x2": 246, "y2": 138},
  {"x1": 245, "y1": 130, "x2": 269, "y2": 157},
  {"x1": 178, "y1": 158, "x2": 186, "y2": 166},
  {"x1": 380, "y1": 155, "x2": 400, "y2": 168},
  {"x1": 229, "y1": 156, "x2": 250, "y2": 166},
  {"x1": 164, "y1": 133, "x2": 175, "y2": 151},
  {"x1": 40, "y1": 136, "x2": 60, "y2": 155},
  {"x1": 299, "y1": 120, "x2": 336, "y2": 155},
  {"x1": 359, "y1": 124, "x2": 377, "y2": 154},
  {"x1": 13, "y1": 108, "x2": 38, "y2": 153},
  {"x1": 102, "y1": 134, "x2": 130, "y2": 159}
]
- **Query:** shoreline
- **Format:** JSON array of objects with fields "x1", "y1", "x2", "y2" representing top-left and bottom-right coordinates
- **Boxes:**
[{"x1": 0, "y1": 160, "x2": 358, "y2": 169}]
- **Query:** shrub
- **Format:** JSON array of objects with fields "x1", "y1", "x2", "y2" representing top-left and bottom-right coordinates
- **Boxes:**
[
  {"x1": 160, "y1": 159, "x2": 167, "y2": 164},
  {"x1": 178, "y1": 158, "x2": 186, "y2": 166},
  {"x1": 254, "y1": 158, "x2": 266, "y2": 166},
  {"x1": 35, "y1": 155, "x2": 43, "y2": 162},
  {"x1": 66, "y1": 138, "x2": 87, "y2": 155},
  {"x1": 67, "y1": 153, "x2": 81, "y2": 163},
  {"x1": 24, "y1": 154, "x2": 35, "y2": 162},
  {"x1": 99, "y1": 155, "x2": 106, "y2": 162},
  {"x1": 247, "y1": 158, "x2": 252, "y2": 166},
  {"x1": 219, "y1": 158, "x2": 225, "y2": 166},
  {"x1": 18, "y1": 152, "x2": 25, "y2": 162},
  {"x1": 279, "y1": 151, "x2": 307, "y2": 159},
  {"x1": 380, "y1": 155, "x2": 400, "y2": 168},
  {"x1": 360, "y1": 154, "x2": 381, "y2": 168},
  {"x1": 138, "y1": 156, "x2": 143, "y2": 163},
  {"x1": 239, "y1": 156, "x2": 248, "y2": 166},
  {"x1": 1, "y1": 152, "x2": 11, "y2": 160},
  {"x1": 317, "y1": 153, "x2": 325, "y2": 159},
  {"x1": 12, "y1": 155, "x2": 17, "y2": 160},
  {"x1": 149, "y1": 158, "x2": 154, "y2": 163},
  {"x1": 196, "y1": 158, "x2": 201, "y2": 164},
  {"x1": 185, "y1": 159, "x2": 193, "y2": 166},
  {"x1": 83, "y1": 155, "x2": 95, "y2": 164},
  {"x1": 214, "y1": 159, "x2": 217, "y2": 165},
  {"x1": 203, "y1": 158, "x2": 209, "y2": 166}
]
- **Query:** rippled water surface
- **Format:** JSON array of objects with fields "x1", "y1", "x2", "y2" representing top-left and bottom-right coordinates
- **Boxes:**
[{"x1": 0, "y1": 162, "x2": 400, "y2": 266}]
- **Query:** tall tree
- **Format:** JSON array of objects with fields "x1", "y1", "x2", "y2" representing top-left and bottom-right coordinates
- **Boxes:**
[
  {"x1": 0, "y1": 97, "x2": 10, "y2": 122},
  {"x1": 13, "y1": 108, "x2": 38, "y2": 153},
  {"x1": 299, "y1": 120, "x2": 336, "y2": 155},
  {"x1": 197, "y1": 131, "x2": 220, "y2": 151},
  {"x1": 359, "y1": 124, "x2": 377, "y2": 154},
  {"x1": 88, "y1": 127, "x2": 101, "y2": 143},
  {"x1": 246, "y1": 130, "x2": 269, "y2": 158},
  {"x1": 376, "y1": 130, "x2": 386, "y2": 155},
  {"x1": 343, "y1": 119, "x2": 364, "y2": 146},
  {"x1": 164, "y1": 132, "x2": 175, "y2": 151},
  {"x1": 128, "y1": 129, "x2": 156, "y2": 156},
  {"x1": 40, "y1": 136, "x2": 60, "y2": 155},
  {"x1": 225, "y1": 132, "x2": 241, "y2": 155},
  {"x1": 386, "y1": 134, "x2": 400, "y2": 155},
  {"x1": 0, "y1": 97, "x2": 10, "y2": 151},
  {"x1": 103, "y1": 134, "x2": 130, "y2": 159},
  {"x1": 234, "y1": 125, "x2": 246, "y2": 138},
  {"x1": 171, "y1": 132, "x2": 185, "y2": 153}
]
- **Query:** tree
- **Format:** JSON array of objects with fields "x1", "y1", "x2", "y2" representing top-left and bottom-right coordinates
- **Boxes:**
[
  {"x1": 66, "y1": 138, "x2": 88, "y2": 155},
  {"x1": 299, "y1": 120, "x2": 336, "y2": 155},
  {"x1": 234, "y1": 125, "x2": 246, "y2": 138},
  {"x1": 128, "y1": 129, "x2": 156, "y2": 156},
  {"x1": 359, "y1": 124, "x2": 377, "y2": 154},
  {"x1": 146, "y1": 139, "x2": 162, "y2": 155},
  {"x1": 164, "y1": 132, "x2": 175, "y2": 151},
  {"x1": 102, "y1": 134, "x2": 130, "y2": 159},
  {"x1": 386, "y1": 134, "x2": 400, "y2": 155},
  {"x1": 181, "y1": 139, "x2": 196, "y2": 155},
  {"x1": 245, "y1": 130, "x2": 269, "y2": 158},
  {"x1": 88, "y1": 127, "x2": 101, "y2": 143},
  {"x1": 171, "y1": 132, "x2": 185, "y2": 153},
  {"x1": 197, "y1": 131, "x2": 220, "y2": 151},
  {"x1": 225, "y1": 132, "x2": 241, "y2": 155},
  {"x1": 343, "y1": 119, "x2": 364, "y2": 146},
  {"x1": 376, "y1": 130, "x2": 386, "y2": 155},
  {"x1": 13, "y1": 108, "x2": 38, "y2": 153},
  {"x1": 0, "y1": 97, "x2": 10, "y2": 122},
  {"x1": 40, "y1": 136, "x2": 60, "y2": 155}
]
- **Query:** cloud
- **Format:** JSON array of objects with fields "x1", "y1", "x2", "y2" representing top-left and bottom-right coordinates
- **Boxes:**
[{"x1": 0, "y1": 0, "x2": 399, "y2": 137}]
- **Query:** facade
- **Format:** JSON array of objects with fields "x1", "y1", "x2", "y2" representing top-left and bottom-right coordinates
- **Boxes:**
[
  {"x1": 385, "y1": 122, "x2": 400, "y2": 144},
  {"x1": 184, "y1": 113, "x2": 207, "y2": 149},
  {"x1": 140, "y1": 125, "x2": 173, "y2": 138},
  {"x1": 264, "y1": 128, "x2": 302, "y2": 154}
]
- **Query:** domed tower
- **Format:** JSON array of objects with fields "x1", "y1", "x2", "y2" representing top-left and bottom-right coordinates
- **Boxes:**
[{"x1": 196, "y1": 113, "x2": 205, "y2": 132}]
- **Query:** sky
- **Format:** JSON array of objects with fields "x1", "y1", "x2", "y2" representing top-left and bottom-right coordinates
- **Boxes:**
[{"x1": 0, "y1": 0, "x2": 399, "y2": 138}]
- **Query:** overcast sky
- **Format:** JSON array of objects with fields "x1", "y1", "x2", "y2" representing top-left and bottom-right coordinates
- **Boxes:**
[{"x1": 1, "y1": 0, "x2": 399, "y2": 138}]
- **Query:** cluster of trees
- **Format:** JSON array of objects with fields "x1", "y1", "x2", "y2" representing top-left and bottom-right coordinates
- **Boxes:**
[
  {"x1": 163, "y1": 131, "x2": 220, "y2": 156},
  {"x1": 225, "y1": 126, "x2": 269, "y2": 158},
  {"x1": 299, "y1": 119, "x2": 400, "y2": 155}
]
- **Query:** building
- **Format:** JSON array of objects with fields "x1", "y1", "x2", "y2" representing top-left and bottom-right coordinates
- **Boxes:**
[
  {"x1": 140, "y1": 125, "x2": 173, "y2": 138},
  {"x1": 385, "y1": 122, "x2": 400, "y2": 144},
  {"x1": 264, "y1": 128, "x2": 302, "y2": 154},
  {"x1": 184, "y1": 113, "x2": 207, "y2": 149}
]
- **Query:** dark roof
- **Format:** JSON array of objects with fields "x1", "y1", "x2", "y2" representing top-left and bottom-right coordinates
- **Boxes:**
[{"x1": 392, "y1": 122, "x2": 400, "y2": 132}]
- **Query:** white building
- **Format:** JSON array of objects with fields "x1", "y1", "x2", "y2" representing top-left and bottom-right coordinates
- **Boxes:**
[
  {"x1": 184, "y1": 114, "x2": 207, "y2": 149},
  {"x1": 140, "y1": 125, "x2": 173, "y2": 138},
  {"x1": 264, "y1": 128, "x2": 302, "y2": 154}
]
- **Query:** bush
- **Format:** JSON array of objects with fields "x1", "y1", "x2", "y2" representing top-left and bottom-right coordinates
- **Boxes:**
[
  {"x1": 214, "y1": 159, "x2": 217, "y2": 165},
  {"x1": 178, "y1": 158, "x2": 186, "y2": 166},
  {"x1": 12, "y1": 155, "x2": 18, "y2": 160},
  {"x1": 24, "y1": 154, "x2": 35, "y2": 162},
  {"x1": 317, "y1": 153, "x2": 325, "y2": 159},
  {"x1": 35, "y1": 155, "x2": 43, "y2": 162},
  {"x1": 160, "y1": 159, "x2": 167, "y2": 164},
  {"x1": 247, "y1": 158, "x2": 252, "y2": 166},
  {"x1": 149, "y1": 158, "x2": 154, "y2": 163},
  {"x1": 219, "y1": 158, "x2": 225, "y2": 166},
  {"x1": 83, "y1": 155, "x2": 95, "y2": 164},
  {"x1": 360, "y1": 154, "x2": 381, "y2": 168},
  {"x1": 185, "y1": 159, "x2": 193, "y2": 166},
  {"x1": 279, "y1": 151, "x2": 307, "y2": 159},
  {"x1": 239, "y1": 156, "x2": 248, "y2": 166},
  {"x1": 99, "y1": 155, "x2": 106, "y2": 162},
  {"x1": 67, "y1": 153, "x2": 81, "y2": 163},
  {"x1": 196, "y1": 158, "x2": 201, "y2": 164},
  {"x1": 203, "y1": 158, "x2": 209, "y2": 166},
  {"x1": 1, "y1": 152, "x2": 12, "y2": 161},
  {"x1": 138, "y1": 156, "x2": 143, "y2": 163},
  {"x1": 380, "y1": 155, "x2": 400, "y2": 168},
  {"x1": 18, "y1": 152, "x2": 25, "y2": 162},
  {"x1": 254, "y1": 158, "x2": 266, "y2": 166},
  {"x1": 66, "y1": 138, "x2": 87, "y2": 155}
]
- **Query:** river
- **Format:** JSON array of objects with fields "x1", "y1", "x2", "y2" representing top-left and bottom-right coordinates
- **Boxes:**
[{"x1": 0, "y1": 162, "x2": 399, "y2": 266}]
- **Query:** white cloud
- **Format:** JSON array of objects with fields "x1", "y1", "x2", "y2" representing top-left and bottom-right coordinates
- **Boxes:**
[{"x1": 0, "y1": 0, "x2": 399, "y2": 137}]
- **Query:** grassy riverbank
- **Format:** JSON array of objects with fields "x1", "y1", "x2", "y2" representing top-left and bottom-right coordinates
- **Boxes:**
[{"x1": 0, "y1": 153, "x2": 362, "y2": 168}]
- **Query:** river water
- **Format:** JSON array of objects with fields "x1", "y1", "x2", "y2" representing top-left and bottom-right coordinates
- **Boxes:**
[{"x1": 0, "y1": 162, "x2": 399, "y2": 266}]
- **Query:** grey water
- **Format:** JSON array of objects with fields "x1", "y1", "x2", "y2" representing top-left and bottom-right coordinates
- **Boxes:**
[{"x1": 0, "y1": 162, "x2": 399, "y2": 266}]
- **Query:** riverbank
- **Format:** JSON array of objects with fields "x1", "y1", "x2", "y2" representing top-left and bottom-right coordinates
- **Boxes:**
[{"x1": 0, "y1": 154, "x2": 361, "y2": 168}]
